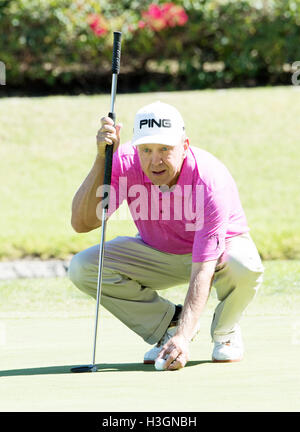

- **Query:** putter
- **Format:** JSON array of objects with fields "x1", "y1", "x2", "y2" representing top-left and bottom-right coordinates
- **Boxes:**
[{"x1": 71, "y1": 31, "x2": 122, "y2": 373}]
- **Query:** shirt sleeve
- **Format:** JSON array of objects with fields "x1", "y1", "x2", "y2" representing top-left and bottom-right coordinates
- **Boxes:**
[{"x1": 192, "y1": 186, "x2": 229, "y2": 262}]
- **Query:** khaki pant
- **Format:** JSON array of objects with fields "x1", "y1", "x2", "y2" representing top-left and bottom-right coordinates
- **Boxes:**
[{"x1": 68, "y1": 232, "x2": 264, "y2": 345}]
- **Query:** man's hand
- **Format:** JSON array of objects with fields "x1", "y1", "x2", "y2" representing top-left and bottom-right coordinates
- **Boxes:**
[
  {"x1": 156, "y1": 334, "x2": 190, "y2": 371},
  {"x1": 155, "y1": 260, "x2": 217, "y2": 371},
  {"x1": 96, "y1": 116, "x2": 122, "y2": 158}
]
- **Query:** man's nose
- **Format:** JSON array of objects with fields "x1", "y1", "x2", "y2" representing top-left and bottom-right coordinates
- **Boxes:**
[{"x1": 151, "y1": 152, "x2": 163, "y2": 166}]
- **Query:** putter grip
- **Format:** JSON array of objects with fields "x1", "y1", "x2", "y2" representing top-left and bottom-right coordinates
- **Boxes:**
[
  {"x1": 102, "y1": 112, "x2": 115, "y2": 210},
  {"x1": 112, "y1": 31, "x2": 122, "y2": 74}
]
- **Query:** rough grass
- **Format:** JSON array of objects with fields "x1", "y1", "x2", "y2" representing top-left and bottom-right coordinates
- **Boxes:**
[{"x1": 0, "y1": 260, "x2": 299, "y2": 317}]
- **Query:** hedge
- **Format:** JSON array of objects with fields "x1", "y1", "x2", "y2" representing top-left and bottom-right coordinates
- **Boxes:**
[{"x1": 1, "y1": 0, "x2": 300, "y2": 93}]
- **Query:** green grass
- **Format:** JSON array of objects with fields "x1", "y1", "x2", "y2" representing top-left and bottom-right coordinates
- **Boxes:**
[
  {"x1": 0, "y1": 86, "x2": 299, "y2": 260},
  {"x1": 0, "y1": 261, "x2": 299, "y2": 411}
]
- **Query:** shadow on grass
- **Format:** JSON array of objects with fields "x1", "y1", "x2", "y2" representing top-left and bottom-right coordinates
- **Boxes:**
[{"x1": 0, "y1": 360, "x2": 212, "y2": 376}]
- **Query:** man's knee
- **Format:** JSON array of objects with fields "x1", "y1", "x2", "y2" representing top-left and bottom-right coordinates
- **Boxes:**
[
  {"x1": 68, "y1": 247, "x2": 119, "y2": 296},
  {"x1": 230, "y1": 256, "x2": 264, "y2": 297},
  {"x1": 68, "y1": 251, "x2": 91, "y2": 288}
]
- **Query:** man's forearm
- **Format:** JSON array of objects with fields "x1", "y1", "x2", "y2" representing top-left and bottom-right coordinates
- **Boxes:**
[
  {"x1": 71, "y1": 155, "x2": 105, "y2": 232},
  {"x1": 176, "y1": 265, "x2": 215, "y2": 341}
]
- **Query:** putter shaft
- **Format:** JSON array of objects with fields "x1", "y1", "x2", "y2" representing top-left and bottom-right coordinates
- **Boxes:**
[
  {"x1": 71, "y1": 31, "x2": 121, "y2": 374},
  {"x1": 91, "y1": 207, "x2": 107, "y2": 369}
]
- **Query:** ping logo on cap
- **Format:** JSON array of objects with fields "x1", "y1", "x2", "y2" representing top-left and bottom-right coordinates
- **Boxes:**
[{"x1": 139, "y1": 118, "x2": 172, "y2": 129}]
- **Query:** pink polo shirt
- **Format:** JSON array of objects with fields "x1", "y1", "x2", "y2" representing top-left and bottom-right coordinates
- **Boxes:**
[{"x1": 107, "y1": 142, "x2": 249, "y2": 262}]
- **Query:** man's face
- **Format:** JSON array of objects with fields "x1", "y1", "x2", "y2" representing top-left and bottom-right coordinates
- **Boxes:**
[{"x1": 137, "y1": 139, "x2": 189, "y2": 187}]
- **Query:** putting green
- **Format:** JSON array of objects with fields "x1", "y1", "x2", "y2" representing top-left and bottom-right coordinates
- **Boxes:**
[
  {"x1": 0, "y1": 311, "x2": 299, "y2": 412},
  {"x1": 1, "y1": 261, "x2": 299, "y2": 412}
]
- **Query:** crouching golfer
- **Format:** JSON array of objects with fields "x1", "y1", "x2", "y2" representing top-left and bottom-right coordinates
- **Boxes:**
[{"x1": 68, "y1": 101, "x2": 264, "y2": 370}]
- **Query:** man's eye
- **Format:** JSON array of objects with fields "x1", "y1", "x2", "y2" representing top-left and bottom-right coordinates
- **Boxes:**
[
  {"x1": 162, "y1": 147, "x2": 168, "y2": 151},
  {"x1": 144, "y1": 148, "x2": 150, "y2": 153}
]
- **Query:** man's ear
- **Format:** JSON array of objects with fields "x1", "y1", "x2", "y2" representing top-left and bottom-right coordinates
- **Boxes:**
[{"x1": 183, "y1": 137, "x2": 190, "y2": 152}]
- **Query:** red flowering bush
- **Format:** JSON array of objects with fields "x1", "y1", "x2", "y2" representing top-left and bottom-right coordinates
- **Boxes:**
[
  {"x1": 1, "y1": 0, "x2": 300, "y2": 92},
  {"x1": 87, "y1": 3, "x2": 188, "y2": 36},
  {"x1": 87, "y1": 13, "x2": 108, "y2": 37},
  {"x1": 140, "y1": 3, "x2": 188, "y2": 31}
]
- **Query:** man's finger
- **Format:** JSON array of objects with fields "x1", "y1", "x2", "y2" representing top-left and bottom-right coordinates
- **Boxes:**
[
  {"x1": 115, "y1": 123, "x2": 122, "y2": 138},
  {"x1": 156, "y1": 341, "x2": 172, "y2": 361},
  {"x1": 101, "y1": 124, "x2": 116, "y2": 133},
  {"x1": 167, "y1": 353, "x2": 187, "y2": 370},
  {"x1": 157, "y1": 344, "x2": 174, "y2": 360},
  {"x1": 168, "y1": 358, "x2": 185, "y2": 370},
  {"x1": 164, "y1": 349, "x2": 180, "y2": 369},
  {"x1": 100, "y1": 116, "x2": 114, "y2": 126},
  {"x1": 105, "y1": 132, "x2": 118, "y2": 142}
]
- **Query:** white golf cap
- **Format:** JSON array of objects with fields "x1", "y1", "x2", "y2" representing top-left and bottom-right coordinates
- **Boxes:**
[{"x1": 131, "y1": 101, "x2": 185, "y2": 147}]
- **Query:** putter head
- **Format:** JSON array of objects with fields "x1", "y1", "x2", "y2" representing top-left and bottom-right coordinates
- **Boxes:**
[{"x1": 70, "y1": 364, "x2": 98, "y2": 373}]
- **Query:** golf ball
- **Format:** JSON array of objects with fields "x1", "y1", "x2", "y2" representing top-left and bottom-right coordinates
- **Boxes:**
[{"x1": 154, "y1": 358, "x2": 167, "y2": 371}]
